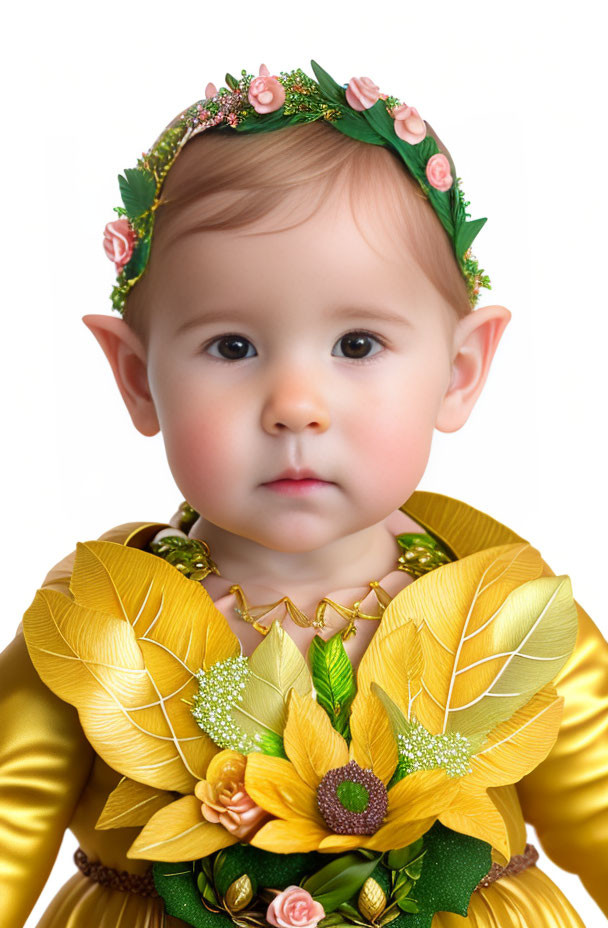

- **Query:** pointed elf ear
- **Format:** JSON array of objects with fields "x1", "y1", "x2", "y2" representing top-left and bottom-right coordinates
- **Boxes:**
[
  {"x1": 82, "y1": 314, "x2": 160, "y2": 437},
  {"x1": 435, "y1": 304, "x2": 511, "y2": 433}
]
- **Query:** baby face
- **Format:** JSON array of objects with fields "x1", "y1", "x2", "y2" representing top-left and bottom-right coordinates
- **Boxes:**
[{"x1": 144, "y1": 181, "x2": 458, "y2": 553}]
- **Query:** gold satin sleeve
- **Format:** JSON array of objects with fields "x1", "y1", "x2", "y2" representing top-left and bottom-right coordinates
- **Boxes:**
[
  {"x1": 517, "y1": 596, "x2": 608, "y2": 916},
  {"x1": 0, "y1": 632, "x2": 95, "y2": 928}
]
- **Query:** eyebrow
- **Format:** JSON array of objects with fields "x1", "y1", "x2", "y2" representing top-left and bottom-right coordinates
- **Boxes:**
[{"x1": 175, "y1": 304, "x2": 413, "y2": 335}]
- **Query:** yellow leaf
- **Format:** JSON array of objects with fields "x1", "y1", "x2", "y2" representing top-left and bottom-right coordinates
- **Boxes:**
[
  {"x1": 22, "y1": 541, "x2": 241, "y2": 792},
  {"x1": 97, "y1": 776, "x2": 175, "y2": 829},
  {"x1": 232, "y1": 621, "x2": 312, "y2": 740},
  {"x1": 374, "y1": 543, "x2": 576, "y2": 737},
  {"x1": 467, "y1": 685, "x2": 564, "y2": 789},
  {"x1": 127, "y1": 795, "x2": 237, "y2": 861},
  {"x1": 283, "y1": 690, "x2": 348, "y2": 789},
  {"x1": 349, "y1": 687, "x2": 398, "y2": 785}
]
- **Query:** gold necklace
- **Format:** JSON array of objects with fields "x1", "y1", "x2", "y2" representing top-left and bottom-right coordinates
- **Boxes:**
[{"x1": 149, "y1": 515, "x2": 452, "y2": 640}]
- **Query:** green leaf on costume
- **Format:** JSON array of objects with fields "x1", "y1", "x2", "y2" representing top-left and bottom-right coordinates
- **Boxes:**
[
  {"x1": 118, "y1": 167, "x2": 157, "y2": 219},
  {"x1": 255, "y1": 729, "x2": 287, "y2": 758},
  {"x1": 310, "y1": 59, "x2": 347, "y2": 105},
  {"x1": 309, "y1": 632, "x2": 356, "y2": 738},
  {"x1": 386, "y1": 838, "x2": 424, "y2": 871},
  {"x1": 455, "y1": 218, "x2": 487, "y2": 260},
  {"x1": 302, "y1": 851, "x2": 381, "y2": 911}
]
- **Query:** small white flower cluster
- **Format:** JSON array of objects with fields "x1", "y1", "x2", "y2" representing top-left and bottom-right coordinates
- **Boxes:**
[
  {"x1": 191, "y1": 656, "x2": 256, "y2": 753},
  {"x1": 397, "y1": 722, "x2": 472, "y2": 778}
]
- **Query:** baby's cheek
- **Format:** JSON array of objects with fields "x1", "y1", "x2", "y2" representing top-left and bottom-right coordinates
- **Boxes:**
[
  {"x1": 162, "y1": 408, "x2": 242, "y2": 500},
  {"x1": 348, "y1": 398, "x2": 435, "y2": 495}
]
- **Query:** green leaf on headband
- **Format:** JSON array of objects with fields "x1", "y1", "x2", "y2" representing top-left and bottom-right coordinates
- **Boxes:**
[
  {"x1": 122, "y1": 232, "x2": 151, "y2": 282},
  {"x1": 309, "y1": 632, "x2": 356, "y2": 739},
  {"x1": 330, "y1": 108, "x2": 384, "y2": 145},
  {"x1": 310, "y1": 59, "x2": 346, "y2": 105},
  {"x1": 236, "y1": 107, "x2": 293, "y2": 133},
  {"x1": 455, "y1": 217, "x2": 487, "y2": 259},
  {"x1": 225, "y1": 72, "x2": 239, "y2": 90},
  {"x1": 118, "y1": 167, "x2": 157, "y2": 219},
  {"x1": 360, "y1": 97, "x2": 397, "y2": 145}
]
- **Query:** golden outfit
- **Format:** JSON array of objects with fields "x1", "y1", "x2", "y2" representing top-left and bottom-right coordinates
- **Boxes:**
[{"x1": 0, "y1": 491, "x2": 606, "y2": 927}]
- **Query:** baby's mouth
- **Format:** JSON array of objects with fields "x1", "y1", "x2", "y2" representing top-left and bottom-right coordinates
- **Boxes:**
[{"x1": 260, "y1": 468, "x2": 335, "y2": 494}]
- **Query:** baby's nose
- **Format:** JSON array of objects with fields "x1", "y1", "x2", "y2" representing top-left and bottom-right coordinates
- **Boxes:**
[{"x1": 260, "y1": 374, "x2": 330, "y2": 434}]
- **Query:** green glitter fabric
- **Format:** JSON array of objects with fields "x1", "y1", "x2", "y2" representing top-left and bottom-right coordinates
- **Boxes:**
[{"x1": 106, "y1": 60, "x2": 491, "y2": 315}]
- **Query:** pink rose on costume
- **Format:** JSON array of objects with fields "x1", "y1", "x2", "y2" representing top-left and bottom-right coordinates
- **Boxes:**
[
  {"x1": 391, "y1": 104, "x2": 426, "y2": 145},
  {"x1": 426, "y1": 152, "x2": 453, "y2": 191},
  {"x1": 248, "y1": 63, "x2": 286, "y2": 114},
  {"x1": 345, "y1": 76, "x2": 381, "y2": 111},
  {"x1": 103, "y1": 219, "x2": 135, "y2": 272},
  {"x1": 266, "y1": 886, "x2": 325, "y2": 928}
]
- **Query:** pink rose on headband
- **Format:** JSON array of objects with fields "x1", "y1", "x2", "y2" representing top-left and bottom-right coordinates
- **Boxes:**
[
  {"x1": 345, "y1": 76, "x2": 381, "y2": 111},
  {"x1": 266, "y1": 886, "x2": 325, "y2": 928},
  {"x1": 103, "y1": 219, "x2": 135, "y2": 272},
  {"x1": 391, "y1": 104, "x2": 426, "y2": 145},
  {"x1": 426, "y1": 152, "x2": 453, "y2": 192},
  {"x1": 205, "y1": 82, "x2": 218, "y2": 99},
  {"x1": 248, "y1": 63, "x2": 286, "y2": 114}
]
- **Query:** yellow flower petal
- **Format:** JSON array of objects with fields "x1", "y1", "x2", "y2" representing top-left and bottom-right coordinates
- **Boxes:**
[
  {"x1": 356, "y1": 621, "x2": 423, "y2": 723},
  {"x1": 244, "y1": 754, "x2": 319, "y2": 821},
  {"x1": 362, "y1": 816, "x2": 436, "y2": 852},
  {"x1": 318, "y1": 833, "x2": 368, "y2": 852},
  {"x1": 361, "y1": 769, "x2": 457, "y2": 852},
  {"x1": 349, "y1": 686, "x2": 398, "y2": 785},
  {"x1": 439, "y1": 788, "x2": 511, "y2": 861},
  {"x1": 127, "y1": 794, "x2": 237, "y2": 861},
  {"x1": 284, "y1": 690, "x2": 348, "y2": 789},
  {"x1": 249, "y1": 817, "x2": 331, "y2": 853}
]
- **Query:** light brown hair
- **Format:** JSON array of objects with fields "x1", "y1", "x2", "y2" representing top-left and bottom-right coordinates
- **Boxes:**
[{"x1": 124, "y1": 120, "x2": 471, "y2": 341}]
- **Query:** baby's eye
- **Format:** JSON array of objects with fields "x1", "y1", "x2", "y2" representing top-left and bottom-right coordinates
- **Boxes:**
[
  {"x1": 332, "y1": 331, "x2": 385, "y2": 361},
  {"x1": 205, "y1": 335, "x2": 257, "y2": 361}
]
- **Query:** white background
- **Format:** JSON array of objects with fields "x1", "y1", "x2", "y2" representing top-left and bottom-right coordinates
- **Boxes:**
[{"x1": 1, "y1": 0, "x2": 606, "y2": 925}]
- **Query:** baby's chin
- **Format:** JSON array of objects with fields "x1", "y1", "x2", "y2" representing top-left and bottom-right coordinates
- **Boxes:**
[{"x1": 218, "y1": 507, "x2": 394, "y2": 555}]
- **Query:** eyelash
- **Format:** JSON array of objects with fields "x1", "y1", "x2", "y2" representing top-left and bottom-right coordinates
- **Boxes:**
[{"x1": 201, "y1": 331, "x2": 388, "y2": 364}]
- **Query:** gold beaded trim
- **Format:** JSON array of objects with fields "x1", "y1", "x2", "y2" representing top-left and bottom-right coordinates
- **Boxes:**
[{"x1": 152, "y1": 504, "x2": 453, "y2": 635}]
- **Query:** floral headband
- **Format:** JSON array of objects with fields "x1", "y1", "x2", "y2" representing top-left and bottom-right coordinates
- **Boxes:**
[{"x1": 103, "y1": 61, "x2": 491, "y2": 315}]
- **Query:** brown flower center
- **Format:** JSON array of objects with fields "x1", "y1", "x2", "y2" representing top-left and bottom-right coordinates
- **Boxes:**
[{"x1": 316, "y1": 760, "x2": 388, "y2": 835}]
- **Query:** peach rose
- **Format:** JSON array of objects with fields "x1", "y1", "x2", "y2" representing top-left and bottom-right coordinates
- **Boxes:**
[
  {"x1": 248, "y1": 63, "x2": 286, "y2": 114},
  {"x1": 425, "y1": 152, "x2": 453, "y2": 192},
  {"x1": 194, "y1": 750, "x2": 268, "y2": 841},
  {"x1": 345, "y1": 76, "x2": 381, "y2": 111},
  {"x1": 266, "y1": 886, "x2": 325, "y2": 928},
  {"x1": 391, "y1": 104, "x2": 426, "y2": 145},
  {"x1": 103, "y1": 219, "x2": 135, "y2": 272}
]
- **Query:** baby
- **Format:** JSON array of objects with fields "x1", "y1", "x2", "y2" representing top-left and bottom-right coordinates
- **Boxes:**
[{"x1": 1, "y1": 62, "x2": 606, "y2": 928}]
